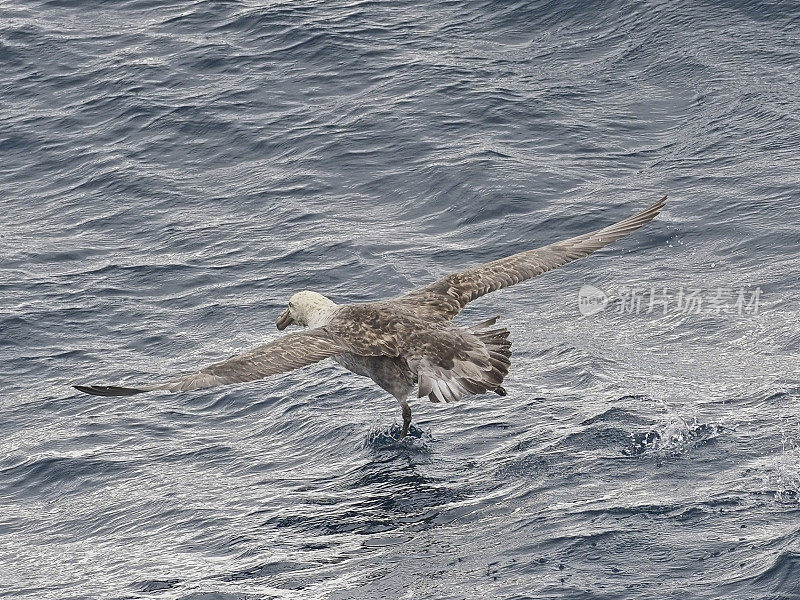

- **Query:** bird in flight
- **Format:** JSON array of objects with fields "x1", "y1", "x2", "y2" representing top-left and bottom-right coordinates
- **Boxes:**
[{"x1": 75, "y1": 196, "x2": 667, "y2": 439}]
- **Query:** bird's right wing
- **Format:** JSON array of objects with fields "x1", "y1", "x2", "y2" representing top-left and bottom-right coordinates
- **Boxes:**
[
  {"x1": 73, "y1": 328, "x2": 353, "y2": 396},
  {"x1": 397, "y1": 196, "x2": 666, "y2": 319}
]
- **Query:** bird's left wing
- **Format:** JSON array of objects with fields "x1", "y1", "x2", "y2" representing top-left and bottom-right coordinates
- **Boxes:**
[{"x1": 73, "y1": 328, "x2": 352, "y2": 396}]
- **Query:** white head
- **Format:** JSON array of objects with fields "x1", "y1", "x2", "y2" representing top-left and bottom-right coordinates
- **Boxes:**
[{"x1": 276, "y1": 290, "x2": 336, "y2": 330}]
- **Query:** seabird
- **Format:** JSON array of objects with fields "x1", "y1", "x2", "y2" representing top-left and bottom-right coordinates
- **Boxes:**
[{"x1": 75, "y1": 196, "x2": 666, "y2": 439}]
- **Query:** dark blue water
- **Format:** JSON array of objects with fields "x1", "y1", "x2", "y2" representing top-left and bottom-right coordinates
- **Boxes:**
[{"x1": 2, "y1": 1, "x2": 799, "y2": 598}]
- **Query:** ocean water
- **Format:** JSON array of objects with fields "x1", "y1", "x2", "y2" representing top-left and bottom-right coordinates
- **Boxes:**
[{"x1": 1, "y1": 1, "x2": 799, "y2": 598}]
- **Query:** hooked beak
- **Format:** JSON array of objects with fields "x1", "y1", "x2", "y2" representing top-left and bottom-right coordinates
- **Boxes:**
[{"x1": 276, "y1": 309, "x2": 293, "y2": 331}]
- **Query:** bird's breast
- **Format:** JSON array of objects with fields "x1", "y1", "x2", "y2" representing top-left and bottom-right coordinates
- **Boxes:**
[{"x1": 334, "y1": 353, "x2": 415, "y2": 400}]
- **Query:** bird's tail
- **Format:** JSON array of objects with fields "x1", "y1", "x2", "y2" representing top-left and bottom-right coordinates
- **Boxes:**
[{"x1": 469, "y1": 316, "x2": 512, "y2": 396}]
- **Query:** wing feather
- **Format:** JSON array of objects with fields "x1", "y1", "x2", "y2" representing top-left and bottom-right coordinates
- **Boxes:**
[
  {"x1": 74, "y1": 328, "x2": 351, "y2": 396},
  {"x1": 399, "y1": 196, "x2": 666, "y2": 318}
]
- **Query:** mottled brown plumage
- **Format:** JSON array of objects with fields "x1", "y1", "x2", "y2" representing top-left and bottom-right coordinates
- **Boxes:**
[
  {"x1": 74, "y1": 196, "x2": 666, "y2": 439},
  {"x1": 400, "y1": 196, "x2": 667, "y2": 318}
]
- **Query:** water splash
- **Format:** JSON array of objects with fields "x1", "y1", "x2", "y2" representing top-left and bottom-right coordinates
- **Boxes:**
[
  {"x1": 771, "y1": 446, "x2": 800, "y2": 504},
  {"x1": 625, "y1": 401, "x2": 723, "y2": 456},
  {"x1": 364, "y1": 423, "x2": 429, "y2": 452},
  {"x1": 768, "y1": 408, "x2": 800, "y2": 504}
]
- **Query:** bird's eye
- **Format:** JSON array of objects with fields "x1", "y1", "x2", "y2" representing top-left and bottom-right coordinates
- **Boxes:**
[{"x1": 288, "y1": 302, "x2": 294, "y2": 309}]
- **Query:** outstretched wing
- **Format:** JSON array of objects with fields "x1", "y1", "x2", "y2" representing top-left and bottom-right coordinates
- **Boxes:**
[
  {"x1": 73, "y1": 328, "x2": 353, "y2": 396},
  {"x1": 398, "y1": 196, "x2": 666, "y2": 319}
]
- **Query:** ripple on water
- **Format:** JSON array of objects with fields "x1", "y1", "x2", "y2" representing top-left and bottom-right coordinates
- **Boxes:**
[{"x1": 2, "y1": 0, "x2": 799, "y2": 598}]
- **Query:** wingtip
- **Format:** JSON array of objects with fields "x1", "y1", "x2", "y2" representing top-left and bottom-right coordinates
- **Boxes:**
[
  {"x1": 650, "y1": 195, "x2": 667, "y2": 211},
  {"x1": 638, "y1": 195, "x2": 667, "y2": 220},
  {"x1": 73, "y1": 384, "x2": 146, "y2": 397}
]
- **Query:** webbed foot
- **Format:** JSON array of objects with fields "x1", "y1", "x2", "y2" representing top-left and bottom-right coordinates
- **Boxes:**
[{"x1": 399, "y1": 399, "x2": 411, "y2": 440}]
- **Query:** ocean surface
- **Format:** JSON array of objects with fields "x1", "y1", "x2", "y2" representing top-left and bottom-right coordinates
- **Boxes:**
[{"x1": 1, "y1": 1, "x2": 799, "y2": 598}]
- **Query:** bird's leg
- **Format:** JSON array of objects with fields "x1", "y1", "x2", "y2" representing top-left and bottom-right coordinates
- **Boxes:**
[{"x1": 399, "y1": 399, "x2": 411, "y2": 439}]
